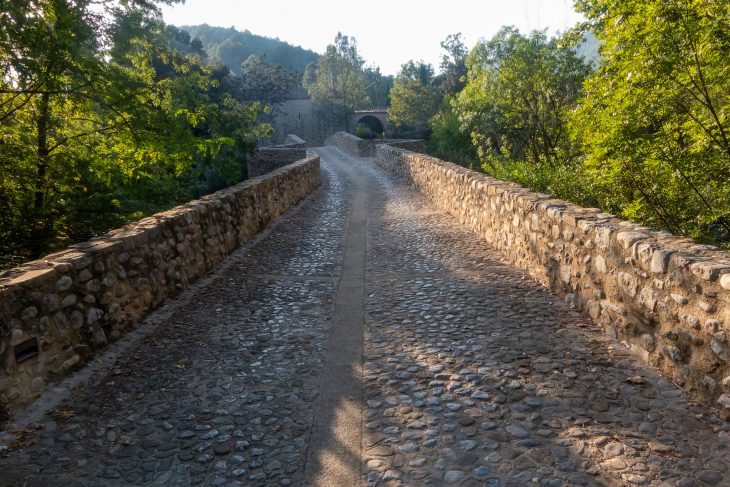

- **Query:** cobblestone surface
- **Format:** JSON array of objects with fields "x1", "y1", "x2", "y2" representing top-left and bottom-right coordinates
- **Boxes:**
[
  {"x1": 1, "y1": 147, "x2": 729, "y2": 487},
  {"x1": 361, "y1": 159, "x2": 730, "y2": 487},
  {"x1": 0, "y1": 162, "x2": 348, "y2": 487}
]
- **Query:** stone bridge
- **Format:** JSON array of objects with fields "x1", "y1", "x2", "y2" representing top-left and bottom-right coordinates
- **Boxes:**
[
  {"x1": 351, "y1": 109, "x2": 388, "y2": 136},
  {"x1": 1, "y1": 133, "x2": 730, "y2": 486}
]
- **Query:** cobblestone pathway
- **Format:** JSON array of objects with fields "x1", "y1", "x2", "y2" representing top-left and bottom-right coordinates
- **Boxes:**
[{"x1": 1, "y1": 147, "x2": 729, "y2": 487}]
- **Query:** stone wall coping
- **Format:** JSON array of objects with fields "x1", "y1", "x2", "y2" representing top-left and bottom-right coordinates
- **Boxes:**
[
  {"x1": 377, "y1": 143, "x2": 730, "y2": 407},
  {"x1": 255, "y1": 147, "x2": 305, "y2": 154},
  {"x1": 380, "y1": 144, "x2": 730, "y2": 279},
  {"x1": 285, "y1": 134, "x2": 306, "y2": 146},
  {"x1": 247, "y1": 137, "x2": 308, "y2": 178},
  {"x1": 0, "y1": 155, "x2": 318, "y2": 290},
  {"x1": 0, "y1": 155, "x2": 320, "y2": 415}
]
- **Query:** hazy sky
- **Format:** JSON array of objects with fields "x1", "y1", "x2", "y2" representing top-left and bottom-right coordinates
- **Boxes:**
[{"x1": 161, "y1": 0, "x2": 583, "y2": 75}]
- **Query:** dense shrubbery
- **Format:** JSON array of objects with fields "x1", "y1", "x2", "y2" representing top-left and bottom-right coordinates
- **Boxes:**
[
  {"x1": 354, "y1": 123, "x2": 377, "y2": 140},
  {"x1": 453, "y1": 28, "x2": 592, "y2": 201},
  {"x1": 427, "y1": 107, "x2": 478, "y2": 170},
  {"x1": 425, "y1": 0, "x2": 729, "y2": 248},
  {"x1": 0, "y1": 1, "x2": 269, "y2": 269},
  {"x1": 571, "y1": 0, "x2": 730, "y2": 245},
  {"x1": 388, "y1": 61, "x2": 441, "y2": 139}
]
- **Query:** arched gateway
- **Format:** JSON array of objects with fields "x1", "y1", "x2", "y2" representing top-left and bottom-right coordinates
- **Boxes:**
[{"x1": 350, "y1": 109, "x2": 388, "y2": 137}]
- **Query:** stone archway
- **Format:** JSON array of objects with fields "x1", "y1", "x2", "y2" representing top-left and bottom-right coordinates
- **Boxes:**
[
  {"x1": 350, "y1": 109, "x2": 388, "y2": 138},
  {"x1": 354, "y1": 115, "x2": 384, "y2": 138}
]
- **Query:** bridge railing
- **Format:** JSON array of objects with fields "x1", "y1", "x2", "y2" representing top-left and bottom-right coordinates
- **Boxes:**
[
  {"x1": 247, "y1": 135, "x2": 309, "y2": 178},
  {"x1": 377, "y1": 143, "x2": 730, "y2": 409},
  {"x1": 0, "y1": 150, "x2": 320, "y2": 417}
]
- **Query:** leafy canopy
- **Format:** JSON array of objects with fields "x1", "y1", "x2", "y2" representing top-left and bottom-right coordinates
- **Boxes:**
[
  {"x1": 453, "y1": 27, "x2": 591, "y2": 198},
  {"x1": 303, "y1": 33, "x2": 369, "y2": 131},
  {"x1": 388, "y1": 60, "x2": 441, "y2": 139},
  {"x1": 571, "y1": 0, "x2": 730, "y2": 243},
  {"x1": 0, "y1": 0, "x2": 268, "y2": 269}
]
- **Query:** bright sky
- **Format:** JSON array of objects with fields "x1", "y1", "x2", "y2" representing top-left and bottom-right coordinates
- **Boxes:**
[{"x1": 161, "y1": 0, "x2": 584, "y2": 75}]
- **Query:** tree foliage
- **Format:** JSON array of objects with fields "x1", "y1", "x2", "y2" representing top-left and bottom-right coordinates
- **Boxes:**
[
  {"x1": 240, "y1": 54, "x2": 298, "y2": 105},
  {"x1": 364, "y1": 66, "x2": 393, "y2": 108},
  {"x1": 303, "y1": 33, "x2": 369, "y2": 132},
  {"x1": 437, "y1": 33, "x2": 468, "y2": 96},
  {"x1": 0, "y1": 0, "x2": 268, "y2": 269},
  {"x1": 393, "y1": 34, "x2": 467, "y2": 141},
  {"x1": 424, "y1": 5, "x2": 729, "y2": 249},
  {"x1": 571, "y1": 0, "x2": 730, "y2": 244},
  {"x1": 452, "y1": 27, "x2": 591, "y2": 199},
  {"x1": 428, "y1": 107, "x2": 478, "y2": 169},
  {"x1": 388, "y1": 61, "x2": 442, "y2": 138}
]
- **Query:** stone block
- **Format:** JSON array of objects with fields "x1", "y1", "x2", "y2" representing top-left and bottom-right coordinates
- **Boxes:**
[
  {"x1": 720, "y1": 273, "x2": 730, "y2": 290},
  {"x1": 616, "y1": 232, "x2": 649, "y2": 249},
  {"x1": 690, "y1": 262, "x2": 728, "y2": 281}
]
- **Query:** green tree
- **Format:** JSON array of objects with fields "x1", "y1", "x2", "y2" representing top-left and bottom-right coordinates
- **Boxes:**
[
  {"x1": 240, "y1": 54, "x2": 297, "y2": 105},
  {"x1": 428, "y1": 108, "x2": 478, "y2": 169},
  {"x1": 437, "y1": 33, "x2": 468, "y2": 96},
  {"x1": 454, "y1": 27, "x2": 591, "y2": 198},
  {"x1": 303, "y1": 32, "x2": 369, "y2": 131},
  {"x1": 388, "y1": 61, "x2": 442, "y2": 138},
  {"x1": 571, "y1": 0, "x2": 730, "y2": 244},
  {"x1": 426, "y1": 33, "x2": 473, "y2": 164},
  {"x1": 0, "y1": 0, "x2": 267, "y2": 269},
  {"x1": 363, "y1": 66, "x2": 393, "y2": 108},
  {"x1": 0, "y1": 0, "x2": 146, "y2": 258}
]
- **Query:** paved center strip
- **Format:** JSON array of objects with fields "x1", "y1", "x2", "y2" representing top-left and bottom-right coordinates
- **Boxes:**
[{"x1": 304, "y1": 148, "x2": 366, "y2": 487}]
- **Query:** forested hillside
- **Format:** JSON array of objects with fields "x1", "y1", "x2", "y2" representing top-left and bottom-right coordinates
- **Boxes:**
[
  {"x1": 0, "y1": 2, "x2": 270, "y2": 270},
  {"x1": 179, "y1": 24, "x2": 319, "y2": 76}
]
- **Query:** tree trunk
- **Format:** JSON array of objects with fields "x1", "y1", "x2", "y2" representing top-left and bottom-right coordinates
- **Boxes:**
[
  {"x1": 31, "y1": 92, "x2": 51, "y2": 256},
  {"x1": 343, "y1": 92, "x2": 350, "y2": 133}
]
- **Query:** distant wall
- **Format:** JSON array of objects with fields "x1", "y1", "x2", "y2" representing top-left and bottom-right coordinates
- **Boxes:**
[
  {"x1": 248, "y1": 148, "x2": 307, "y2": 178},
  {"x1": 284, "y1": 134, "x2": 306, "y2": 147},
  {"x1": 325, "y1": 132, "x2": 426, "y2": 157},
  {"x1": 0, "y1": 156, "x2": 321, "y2": 416},
  {"x1": 270, "y1": 99, "x2": 314, "y2": 145},
  {"x1": 270, "y1": 98, "x2": 343, "y2": 145},
  {"x1": 247, "y1": 135, "x2": 307, "y2": 178},
  {"x1": 377, "y1": 144, "x2": 730, "y2": 409}
]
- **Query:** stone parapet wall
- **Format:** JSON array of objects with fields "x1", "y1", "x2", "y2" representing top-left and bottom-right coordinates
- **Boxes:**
[
  {"x1": 0, "y1": 156, "x2": 321, "y2": 416},
  {"x1": 248, "y1": 148, "x2": 307, "y2": 178},
  {"x1": 325, "y1": 132, "x2": 425, "y2": 157},
  {"x1": 247, "y1": 135, "x2": 308, "y2": 178},
  {"x1": 385, "y1": 139, "x2": 427, "y2": 153},
  {"x1": 325, "y1": 132, "x2": 373, "y2": 156},
  {"x1": 284, "y1": 134, "x2": 306, "y2": 147},
  {"x1": 377, "y1": 145, "x2": 730, "y2": 408}
]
